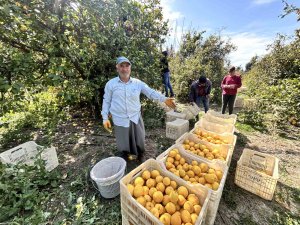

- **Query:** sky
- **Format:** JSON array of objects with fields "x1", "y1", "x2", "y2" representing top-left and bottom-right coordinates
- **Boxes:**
[{"x1": 160, "y1": 0, "x2": 299, "y2": 69}]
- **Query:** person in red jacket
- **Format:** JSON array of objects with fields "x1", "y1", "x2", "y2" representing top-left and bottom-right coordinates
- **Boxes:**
[{"x1": 221, "y1": 66, "x2": 242, "y2": 114}]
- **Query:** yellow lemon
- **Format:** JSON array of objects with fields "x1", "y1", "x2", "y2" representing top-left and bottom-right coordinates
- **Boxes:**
[
  {"x1": 177, "y1": 186, "x2": 189, "y2": 198},
  {"x1": 153, "y1": 191, "x2": 164, "y2": 203},
  {"x1": 156, "y1": 182, "x2": 166, "y2": 193},
  {"x1": 133, "y1": 185, "x2": 144, "y2": 198},
  {"x1": 151, "y1": 170, "x2": 160, "y2": 179},
  {"x1": 146, "y1": 178, "x2": 156, "y2": 188},
  {"x1": 150, "y1": 207, "x2": 160, "y2": 218},
  {"x1": 142, "y1": 170, "x2": 151, "y2": 180},
  {"x1": 163, "y1": 177, "x2": 171, "y2": 186},
  {"x1": 160, "y1": 213, "x2": 171, "y2": 225},
  {"x1": 134, "y1": 177, "x2": 145, "y2": 186},
  {"x1": 136, "y1": 196, "x2": 146, "y2": 207},
  {"x1": 169, "y1": 191, "x2": 179, "y2": 204},
  {"x1": 181, "y1": 209, "x2": 191, "y2": 223},
  {"x1": 170, "y1": 211, "x2": 181, "y2": 225},
  {"x1": 194, "y1": 204, "x2": 202, "y2": 214},
  {"x1": 165, "y1": 202, "x2": 176, "y2": 215},
  {"x1": 127, "y1": 184, "x2": 134, "y2": 196}
]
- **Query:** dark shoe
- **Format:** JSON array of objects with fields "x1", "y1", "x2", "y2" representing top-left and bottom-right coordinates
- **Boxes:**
[
  {"x1": 137, "y1": 152, "x2": 146, "y2": 163},
  {"x1": 115, "y1": 151, "x2": 129, "y2": 160}
]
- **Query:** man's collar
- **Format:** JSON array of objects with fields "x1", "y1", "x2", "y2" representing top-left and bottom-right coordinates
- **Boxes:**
[{"x1": 118, "y1": 76, "x2": 132, "y2": 83}]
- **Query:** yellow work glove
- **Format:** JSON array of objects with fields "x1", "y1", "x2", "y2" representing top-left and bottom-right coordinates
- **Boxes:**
[
  {"x1": 103, "y1": 120, "x2": 112, "y2": 133},
  {"x1": 164, "y1": 98, "x2": 176, "y2": 109}
]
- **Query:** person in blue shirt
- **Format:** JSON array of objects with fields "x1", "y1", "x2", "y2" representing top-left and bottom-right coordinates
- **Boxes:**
[{"x1": 101, "y1": 56, "x2": 176, "y2": 161}]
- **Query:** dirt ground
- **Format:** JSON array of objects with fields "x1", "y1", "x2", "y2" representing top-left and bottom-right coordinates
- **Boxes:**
[{"x1": 33, "y1": 108, "x2": 299, "y2": 225}]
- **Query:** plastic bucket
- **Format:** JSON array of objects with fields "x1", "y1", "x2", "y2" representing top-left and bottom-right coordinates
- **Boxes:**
[{"x1": 90, "y1": 157, "x2": 126, "y2": 198}]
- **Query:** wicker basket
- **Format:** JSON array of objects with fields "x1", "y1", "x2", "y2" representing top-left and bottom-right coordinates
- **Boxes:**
[{"x1": 235, "y1": 149, "x2": 279, "y2": 200}]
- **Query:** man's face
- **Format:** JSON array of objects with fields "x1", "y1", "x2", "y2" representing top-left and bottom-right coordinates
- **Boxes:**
[{"x1": 116, "y1": 62, "x2": 131, "y2": 77}]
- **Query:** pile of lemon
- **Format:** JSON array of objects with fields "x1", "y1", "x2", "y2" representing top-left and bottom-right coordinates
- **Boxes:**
[
  {"x1": 182, "y1": 139, "x2": 226, "y2": 161},
  {"x1": 193, "y1": 128, "x2": 229, "y2": 145},
  {"x1": 164, "y1": 149, "x2": 223, "y2": 191},
  {"x1": 127, "y1": 169, "x2": 202, "y2": 225}
]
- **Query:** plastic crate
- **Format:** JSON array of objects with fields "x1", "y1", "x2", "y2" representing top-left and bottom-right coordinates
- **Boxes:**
[
  {"x1": 166, "y1": 119, "x2": 189, "y2": 140},
  {"x1": 234, "y1": 96, "x2": 244, "y2": 108},
  {"x1": 203, "y1": 113, "x2": 235, "y2": 126},
  {"x1": 120, "y1": 159, "x2": 211, "y2": 225},
  {"x1": 182, "y1": 108, "x2": 195, "y2": 120},
  {"x1": 187, "y1": 103, "x2": 201, "y2": 116},
  {"x1": 166, "y1": 110, "x2": 187, "y2": 122},
  {"x1": 156, "y1": 144, "x2": 229, "y2": 225},
  {"x1": 235, "y1": 149, "x2": 279, "y2": 200},
  {"x1": 175, "y1": 133, "x2": 233, "y2": 166},
  {"x1": 0, "y1": 141, "x2": 59, "y2": 171},
  {"x1": 190, "y1": 127, "x2": 237, "y2": 149},
  {"x1": 207, "y1": 110, "x2": 237, "y2": 124},
  {"x1": 195, "y1": 118, "x2": 235, "y2": 134}
]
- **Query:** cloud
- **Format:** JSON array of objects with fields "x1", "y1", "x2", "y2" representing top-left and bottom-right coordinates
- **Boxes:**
[
  {"x1": 252, "y1": 0, "x2": 278, "y2": 5},
  {"x1": 226, "y1": 32, "x2": 273, "y2": 68},
  {"x1": 160, "y1": 0, "x2": 183, "y2": 22}
]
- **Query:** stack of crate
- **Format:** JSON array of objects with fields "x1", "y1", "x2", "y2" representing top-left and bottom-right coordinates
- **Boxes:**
[{"x1": 121, "y1": 109, "x2": 279, "y2": 225}]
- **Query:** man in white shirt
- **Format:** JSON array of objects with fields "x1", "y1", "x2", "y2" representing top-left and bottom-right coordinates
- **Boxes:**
[{"x1": 101, "y1": 56, "x2": 176, "y2": 161}]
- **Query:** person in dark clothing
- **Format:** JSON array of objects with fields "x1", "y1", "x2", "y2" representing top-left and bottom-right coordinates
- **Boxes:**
[
  {"x1": 189, "y1": 75, "x2": 212, "y2": 113},
  {"x1": 161, "y1": 51, "x2": 174, "y2": 97},
  {"x1": 221, "y1": 66, "x2": 242, "y2": 114}
]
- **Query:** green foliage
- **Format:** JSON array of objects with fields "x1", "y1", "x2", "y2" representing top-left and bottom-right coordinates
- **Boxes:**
[
  {"x1": 142, "y1": 98, "x2": 165, "y2": 129},
  {"x1": 0, "y1": 157, "x2": 60, "y2": 223},
  {"x1": 169, "y1": 31, "x2": 236, "y2": 104},
  {"x1": 244, "y1": 34, "x2": 300, "y2": 132},
  {"x1": 0, "y1": 0, "x2": 168, "y2": 113},
  {"x1": 0, "y1": 88, "x2": 67, "y2": 149},
  {"x1": 270, "y1": 211, "x2": 300, "y2": 225}
]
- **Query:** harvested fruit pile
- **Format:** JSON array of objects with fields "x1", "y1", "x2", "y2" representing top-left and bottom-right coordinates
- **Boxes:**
[
  {"x1": 127, "y1": 169, "x2": 202, "y2": 225},
  {"x1": 182, "y1": 139, "x2": 226, "y2": 161},
  {"x1": 193, "y1": 128, "x2": 229, "y2": 145},
  {"x1": 164, "y1": 149, "x2": 223, "y2": 191}
]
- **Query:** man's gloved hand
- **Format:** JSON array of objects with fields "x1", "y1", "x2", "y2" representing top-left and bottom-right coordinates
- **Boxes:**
[
  {"x1": 103, "y1": 120, "x2": 112, "y2": 133},
  {"x1": 164, "y1": 98, "x2": 176, "y2": 109}
]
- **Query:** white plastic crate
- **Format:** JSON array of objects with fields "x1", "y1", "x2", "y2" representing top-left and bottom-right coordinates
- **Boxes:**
[
  {"x1": 175, "y1": 133, "x2": 233, "y2": 166},
  {"x1": 0, "y1": 141, "x2": 59, "y2": 171},
  {"x1": 207, "y1": 110, "x2": 237, "y2": 124},
  {"x1": 190, "y1": 127, "x2": 237, "y2": 149},
  {"x1": 235, "y1": 149, "x2": 279, "y2": 200},
  {"x1": 203, "y1": 113, "x2": 235, "y2": 126},
  {"x1": 195, "y1": 118, "x2": 235, "y2": 134},
  {"x1": 187, "y1": 103, "x2": 201, "y2": 116},
  {"x1": 166, "y1": 118, "x2": 189, "y2": 140},
  {"x1": 166, "y1": 110, "x2": 186, "y2": 122},
  {"x1": 234, "y1": 96, "x2": 244, "y2": 108},
  {"x1": 182, "y1": 108, "x2": 195, "y2": 120},
  {"x1": 120, "y1": 159, "x2": 211, "y2": 225},
  {"x1": 156, "y1": 144, "x2": 229, "y2": 225}
]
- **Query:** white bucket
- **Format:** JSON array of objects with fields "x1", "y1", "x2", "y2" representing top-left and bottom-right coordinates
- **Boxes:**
[{"x1": 90, "y1": 157, "x2": 126, "y2": 198}]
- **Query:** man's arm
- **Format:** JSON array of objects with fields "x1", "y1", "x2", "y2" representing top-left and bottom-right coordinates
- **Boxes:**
[
  {"x1": 221, "y1": 76, "x2": 228, "y2": 89},
  {"x1": 101, "y1": 82, "x2": 112, "y2": 122},
  {"x1": 140, "y1": 81, "x2": 176, "y2": 109},
  {"x1": 189, "y1": 84, "x2": 195, "y2": 102}
]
